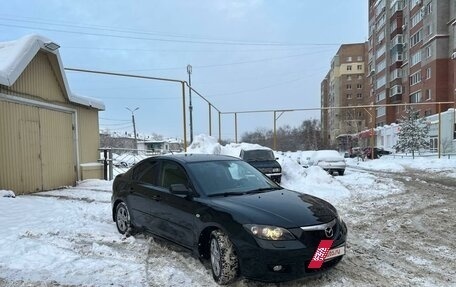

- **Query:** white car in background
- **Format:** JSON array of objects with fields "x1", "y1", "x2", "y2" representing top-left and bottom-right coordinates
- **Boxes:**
[{"x1": 307, "y1": 150, "x2": 346, "y2": 175}]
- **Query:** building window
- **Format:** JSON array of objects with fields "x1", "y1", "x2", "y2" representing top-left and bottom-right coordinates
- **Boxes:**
[
  {"x1": 376, "y1": 106, "x2": 386, "y2": 117},
  {"x1": 391, "y1": 68, "x2": 402, "y2": 80},
  {"x1": 410, "y1": 91, "x2": 422, "y2": 103},
  {"x1": 426, "y1": 23, "x2": 432, "y2": 36},
  {"x1": 390, "y1": 20, "x2": 397, "y2": 33},
  {"x1": 426, "y1": 67, "x2": 432, "y2": 79},
  {"x1": 376, "y1": 90, "x2": 386, "y2": 102},
  {"x1": 376, "y1": 44, "x2": 386, "y2": 59},
  {"x1": 411, "y1": 51, "x2": 422, "y2": 66},
  {"x1": 429, "y1": 137, "x2": 438, "y2": 151},
  {"x1": 410, "y1": 29, "x2": 423, "y2": 47},
  {"x1": 357, "y1": 75, "x2": 363, "y2": 80},
  {"x1": 411, "y1": 11, "x2": 422, "y2": 28},
  {"x1": 347, "y1": 84, "x2": 352, "y2": 90},
  {"x1": 357, "y1": 84, "x2": 363, "y2": 89},
  {"x1": 410, "y1": 71, "x2": 422, "y2": 85},
  {"x1": 357, "y1": 93, "x2": 363, "y2": 99},
  {"x1": 376, "y1": 75, "x2": 386, "y2": 89},
  {"x1": 377, "y1": 29, "x2": 385, "y2": 43},
  {"x1": 425, "y1": 45, "x2": 432, "y2": 58},
  {"x1": 425, "y1": 2, "x2": 432, "y2": 15},
  {"x1": 357, "y1": 56, "x2": 363, "y2": 61},
  {"x1": 347, "y1": 56, "x2": 352, "y2": 62},
  {"x1": 425, "y1": 89, "x2": 432, "y2": 100},
  {"x1": 391, "y1": 85, "x2": 403, "y2": 95},
  {"x1": 347, "y1": 94, "x2": 352, "y2": 99},
  {"x1": 347, "y1": 65, "x2": 352, "y2": 71},
  {"x1": 377, "y1": 59, "x2": 386, "y2": 72},
  {"x1": 357, "y1": 65, "x2": 362, "y2": 70},
  {"x1": 347, "y1": 75, "x2": 352, "y2": 81},
  {"x1": 411, "y1": 0, "x2": 421, "y2": 9}
]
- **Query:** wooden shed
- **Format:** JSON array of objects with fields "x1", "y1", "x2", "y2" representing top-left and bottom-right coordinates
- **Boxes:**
[{"x1": 0, "y1": 35, "x2": 105, "y2": 194}]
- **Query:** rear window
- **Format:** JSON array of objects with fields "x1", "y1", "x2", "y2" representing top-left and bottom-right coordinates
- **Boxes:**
[{"x1": 242, "y1": 150, "x2": 275, "y2": 161}]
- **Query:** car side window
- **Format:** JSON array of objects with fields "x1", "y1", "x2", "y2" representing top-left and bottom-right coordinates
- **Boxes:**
[
  {"x1": 132, "y1": 160, "x2": 160, "y2": 185},
  {"x1": 160, "y1": 161, "x2": 189, "y2": 190}
]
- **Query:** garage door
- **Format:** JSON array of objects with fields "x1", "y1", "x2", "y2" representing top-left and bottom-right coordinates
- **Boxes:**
[{"x1": 0, "y1": 101, "x2": 76, "y2": 194}]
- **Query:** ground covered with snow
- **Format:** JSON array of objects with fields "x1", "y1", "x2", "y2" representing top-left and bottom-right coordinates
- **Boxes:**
[{"x1": 1, "y1": 135, "x2": 455, "y2": 286}]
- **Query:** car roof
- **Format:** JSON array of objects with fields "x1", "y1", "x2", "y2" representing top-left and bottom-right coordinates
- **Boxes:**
[{"x1": 153, "y1": 153, "x2": 240, "y2": 163}]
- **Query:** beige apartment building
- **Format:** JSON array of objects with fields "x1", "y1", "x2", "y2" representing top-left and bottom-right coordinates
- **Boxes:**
[{"x1": 321, "y1": 43, "x2": 370, "y2": 147}]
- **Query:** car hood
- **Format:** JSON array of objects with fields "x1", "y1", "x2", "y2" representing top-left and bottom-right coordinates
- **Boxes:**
[
  {"x1": 247, "y1": 160, "x2": 281, "y2": 169},
  {"x1": 209, "y1": 189, "x2": 336, "y2": 228}
]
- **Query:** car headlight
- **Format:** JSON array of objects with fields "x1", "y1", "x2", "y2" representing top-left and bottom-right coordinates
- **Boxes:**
[
  {"x1": 272, "y1": 168, "x2": 281, "y2": 173},
  {"x1": 244, "y1": 224, "x2": 295, "y2": 241}
]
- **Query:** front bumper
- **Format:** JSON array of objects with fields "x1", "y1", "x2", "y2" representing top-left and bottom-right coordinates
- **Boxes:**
[{"x1": 235, "y1": 220, "x2": 347, "y2": 282}]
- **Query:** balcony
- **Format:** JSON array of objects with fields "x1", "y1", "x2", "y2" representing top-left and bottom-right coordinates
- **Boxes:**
[
  {"x1": 391, "y1": 53, "x2": 403, "y2": 63},
  {"x1": 390, "y1": 94, "x2": 402, "y2": 103},
  {"x1": 392, "y1": 34, "x2": 403, "y2": 47},
  {"x1": 390, "y1": 85, "x2": 403, "y2": 96},
  {"x1": 390, "y1": 0, "x2": 404, "y2": 14}
]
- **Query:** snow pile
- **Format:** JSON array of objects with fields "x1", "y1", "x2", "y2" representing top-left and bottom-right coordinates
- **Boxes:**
[
  {"x1": 0, "y1": 189, "x2": 15, "y2": 198},
  {"x1": 187, "y1": 134, "x2": 221, "y2": 154},
  {"x1": 347, "y1": 155, "x2": 456, "y2": 177}
]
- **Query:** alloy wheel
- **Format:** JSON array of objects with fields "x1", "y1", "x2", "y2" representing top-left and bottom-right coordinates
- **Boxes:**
[{"x1": 210, "y1": 238, "x2": 221, "y2": 276}]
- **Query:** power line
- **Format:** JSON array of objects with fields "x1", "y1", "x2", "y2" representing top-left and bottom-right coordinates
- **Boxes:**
[
  {"x1": 99, "y1": 117, "x2": 130, "y2": 122},
  {"x1": 120, "y1": 48, "x2": 335, "y2": 72},
  {"x1": 0, "y1": 21, "x2": 341, "y2": 47}
]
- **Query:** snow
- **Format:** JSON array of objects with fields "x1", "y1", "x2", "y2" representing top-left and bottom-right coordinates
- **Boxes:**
[
  {"x1": 1, "y1": 134, "x2": 455, "y2": 286},
  {"x1": 0, "y1": 34, "x2": 105, "y2": 110}
]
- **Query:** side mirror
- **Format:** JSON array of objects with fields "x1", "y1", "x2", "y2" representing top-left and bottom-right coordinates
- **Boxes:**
[
  {"x1": 275, "y1": 157, "x2": 279, "y2": 160},
  {"x1": 169, "y1": 184, "x2": 190, "y2": 195}
]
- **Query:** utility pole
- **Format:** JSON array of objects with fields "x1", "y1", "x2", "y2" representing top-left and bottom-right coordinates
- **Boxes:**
[
  {"x1": 126, "y1": 107, "x2": 139, "y2": 150},
  {"x1": 187, "y1": 64, "x2": 193, "y2": 143}
]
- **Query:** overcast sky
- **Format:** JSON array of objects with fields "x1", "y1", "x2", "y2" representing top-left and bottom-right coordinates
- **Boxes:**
[{"x1": 1, "y1": 0, "x2": 368, "y2": 141}]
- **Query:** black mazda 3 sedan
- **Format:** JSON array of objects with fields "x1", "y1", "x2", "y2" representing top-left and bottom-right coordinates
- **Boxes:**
[{"x1": 111, "y1": 154, "x2": 347, "y2": 284}]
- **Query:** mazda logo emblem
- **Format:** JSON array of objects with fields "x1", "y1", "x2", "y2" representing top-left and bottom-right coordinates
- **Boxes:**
[{"x1": 324, "y1": 227, "x2": 334, "y2": 238}]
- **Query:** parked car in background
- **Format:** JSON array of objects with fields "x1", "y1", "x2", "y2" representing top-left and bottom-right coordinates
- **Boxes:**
[
  {"x1": 363, "y1": 147, "x2": 392, "y2": 159},
  {"x1": 112, "y1": 154, "x2": 347, "y2": 284},
  {"x1": 308, "y1": 150, "x2": 346, "y2": 175},
  {"x1": 240, "y1": 148, "x2": 282, "y2": 183}
]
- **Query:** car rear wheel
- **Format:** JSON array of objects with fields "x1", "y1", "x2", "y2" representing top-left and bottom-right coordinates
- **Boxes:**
[
  {"x1": 115, "y1": 202, "x2": 134, "y2": 235},
  {"x1": 210, "y1": 230, "x2": 239, "y2": 285}
]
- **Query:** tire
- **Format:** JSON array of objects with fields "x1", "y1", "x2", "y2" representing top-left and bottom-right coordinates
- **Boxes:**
[
  {"x1": 210, "y1": 230, "x2": 239, "y2": 285},
  {"x1": 338, "y1": 169, "x2": 345, "y2": 176},
  {"x1": 115, "y1": 202, "x2": 134, "y2": 235}
]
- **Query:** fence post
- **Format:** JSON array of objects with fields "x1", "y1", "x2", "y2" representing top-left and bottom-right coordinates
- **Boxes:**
[
  {"x1": 108, "y1": 148, "x2": 113, "y2": 180},
  {"x1": 103, "y1": 149, "x2": 108, "y2": 180}
]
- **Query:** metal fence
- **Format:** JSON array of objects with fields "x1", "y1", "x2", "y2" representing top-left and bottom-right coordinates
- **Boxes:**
[{"x1": 99, "y1": 148, "x2": 160, "y2": 180}]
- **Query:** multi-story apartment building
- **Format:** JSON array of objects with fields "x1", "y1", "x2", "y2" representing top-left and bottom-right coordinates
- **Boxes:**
[
  {"x1": 368, "y1": 0, "x2": 455, "y2": 126},
  {"x1": 321, "y1": 43, "x2": 370, "y2": 147}
]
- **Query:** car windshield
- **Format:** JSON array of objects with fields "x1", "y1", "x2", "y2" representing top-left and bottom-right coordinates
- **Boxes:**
[
  {"x1": 188, "y1": 160, "x2": 280, "y2": 197},
  {"x1": 242, "y1": 150, "x2": 275, "y2": 161}
]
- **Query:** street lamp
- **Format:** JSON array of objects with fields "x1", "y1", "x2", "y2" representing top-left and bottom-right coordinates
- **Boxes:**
[
  {"x1": 187, "y1": 64, "x2": 193, "y2": 143},
  {"x1": 126, "y1": 107, "x2": 139, "y2": 149}
]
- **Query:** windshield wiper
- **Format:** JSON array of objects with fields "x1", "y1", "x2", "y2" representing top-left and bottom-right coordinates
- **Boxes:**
[
  {"x1": 208, "y1": 191, "x2": 245, "y2": 197},
  {"x1": 244, "y1": 187, "x2": 282, "y2": 194}
]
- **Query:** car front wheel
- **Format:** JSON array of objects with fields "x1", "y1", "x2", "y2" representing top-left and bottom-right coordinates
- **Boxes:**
[
  {"x1": 115, "y1": 202, "x2": 133, "y2": 235},
  {"x1": 210, "y1": 230, "x2": 239, "y2": 285}
]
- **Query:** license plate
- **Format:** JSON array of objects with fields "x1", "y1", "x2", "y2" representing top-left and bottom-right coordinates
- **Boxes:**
[{"x1": 325, "y1": 246, "x2": 345, "y2": 260}]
